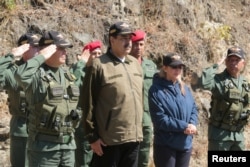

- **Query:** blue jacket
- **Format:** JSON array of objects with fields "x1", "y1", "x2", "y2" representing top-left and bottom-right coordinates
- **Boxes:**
[{"x1": 148, "y1": 73, "x2": 198, "y2": 151}]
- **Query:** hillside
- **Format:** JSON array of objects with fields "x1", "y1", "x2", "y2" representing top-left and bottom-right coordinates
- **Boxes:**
[{"x1": 0, "y1": 0, "x2": 250, "y2": 166}]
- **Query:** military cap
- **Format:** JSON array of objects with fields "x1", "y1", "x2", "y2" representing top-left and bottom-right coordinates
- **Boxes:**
[
  {"x1": 227, "y1": 46, "x2": 246, "y2": 59},
  {"x1": 17, "y1": 33, "x2": 39, "y2": 46},
  {"x1": 163, "y1": 53, "x2": 185, "y2": 67},
  {"x1": 109, "y1": 21, "x2": 135, "y2": 36},
  {"x1": 39, "y1": 30, "x2": 73, "y2": 48}
]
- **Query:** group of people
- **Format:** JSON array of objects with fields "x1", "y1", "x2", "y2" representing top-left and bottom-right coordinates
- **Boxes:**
[{"x1": 0, "y1": 20, "x2": 249, "y2": 167}]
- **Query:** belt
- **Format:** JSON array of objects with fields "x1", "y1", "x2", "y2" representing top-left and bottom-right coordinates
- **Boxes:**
[
  {"x1": 36, "y1": 133, "x2": 72, "y2": 144},
  {"x1": 210, "y1": 121, "x2": 243, "y2": 132}
]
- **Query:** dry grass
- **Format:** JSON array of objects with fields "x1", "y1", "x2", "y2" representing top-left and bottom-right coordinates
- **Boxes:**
[{"x1": 0, "y1": 1, "x2": 249, "y2": 166}]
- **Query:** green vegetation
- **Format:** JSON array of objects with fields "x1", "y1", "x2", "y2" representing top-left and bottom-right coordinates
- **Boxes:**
[
  {"x1": 216, "y1": 25, "x2": 232, "y2": 41},
  {"x1": 1, "y1": 0, "x2": 16, "y2": 10}
]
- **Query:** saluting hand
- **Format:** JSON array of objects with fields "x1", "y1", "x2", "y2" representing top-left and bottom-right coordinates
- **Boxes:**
[
  {"x1": 79, "y1": 49, "x2": 91, "y2": 62},
  {"x1": 11, "y1": 44, "x2": 30, "y2": 57},
  {"x1": 39, "y1": 44, "x2": 57, "y2": 60},
  {"x1": 217, "y1": 54, "x2": 227, "y2": 66}
]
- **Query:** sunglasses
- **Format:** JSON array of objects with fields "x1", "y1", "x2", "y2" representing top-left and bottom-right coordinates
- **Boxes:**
[{"x1": 170, "y1": 65, "x2": 183, "y2": 69}]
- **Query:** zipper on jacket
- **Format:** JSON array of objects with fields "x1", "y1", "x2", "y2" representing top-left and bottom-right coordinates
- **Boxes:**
[
  {"x1": 122, "y1": 63, "x2": 139, "y2": 140},
  {"x1": 105, "y1": 110, "x2": 112, "y2": 130}
]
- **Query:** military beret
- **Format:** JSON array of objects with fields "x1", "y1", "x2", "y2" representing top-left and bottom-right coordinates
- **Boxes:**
[
  {"x1": 82, "y1": 40, "x2": 102, "y2": 52},
  {"x1": 131, "y1": 30, "x2": 146, "y2": 42}
]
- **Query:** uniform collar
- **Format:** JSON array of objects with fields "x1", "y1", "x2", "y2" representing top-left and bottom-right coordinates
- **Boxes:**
[{"x1": 107, "y1": 49, "x2": 132, "y2": 65}]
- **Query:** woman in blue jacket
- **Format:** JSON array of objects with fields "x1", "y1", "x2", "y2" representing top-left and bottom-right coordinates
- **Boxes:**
[{"x1": 148, "y1": 53, "x2": 198, "y2": 167}]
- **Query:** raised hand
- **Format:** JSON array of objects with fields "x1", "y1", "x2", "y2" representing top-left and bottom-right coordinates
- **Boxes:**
[
  {"x1": 11, "y1": 44, "x2": 30, "y2": 57},
  {"x1": 217, "y1": 55, "x2": 227, "y2": 66},
  {"x1": 39, "y1": 44, "x2": 57, "y2": 60},
  {"x1": 80, "y1": 49, "x2": 91, "y2": 62}
]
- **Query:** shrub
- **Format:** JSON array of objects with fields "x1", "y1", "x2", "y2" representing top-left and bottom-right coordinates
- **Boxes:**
[{"x1": 1, "y1": 0, "x2": 16, "y2": 10}]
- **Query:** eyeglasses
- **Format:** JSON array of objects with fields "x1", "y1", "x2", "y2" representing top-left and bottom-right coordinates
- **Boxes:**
[{"x1": 170, "y1": 65, "x2": 183, "y2": 69}]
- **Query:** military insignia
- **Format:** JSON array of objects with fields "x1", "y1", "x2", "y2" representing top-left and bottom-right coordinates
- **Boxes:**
[
  {"x1": 230, "y1": 47, "x2": 241, "y2": 54},
  {"x1": 70, "y1": 74, "x2": 76, "y2": 80},
  {"x1": 44, "y1": 39, "x2": 54, "y2": 44},
  {"x1": 110, "y1": 29, "x2": 117, "y2": 34},
  {"x1": 21, "y1": 40, "x2": 28, "y2": 45},
  {"x1": 57, "y1": 34, "x2": 64, "y2": 40},
  {"x1": 172, "y1": 54, "x2": 181, "y2": 60},
  {"x1": 31, "y1": 34, "x2": 39, "y2": 40},
  {"x1": 64, "y1": 72, "x2": 76, "y2": 81},
  {"x1": 120, "y1": 23, "x2": 129, "y2": 28}
]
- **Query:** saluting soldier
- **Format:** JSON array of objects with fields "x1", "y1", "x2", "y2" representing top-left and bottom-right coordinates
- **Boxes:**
[
  {"x1": 15, "y1": 30, "x2": 82, "y2": 166},
  {"x1": 0, "y1": 33, "x2": 40, "y2": 167},
  {"x1": 71, "y1": 40, "x2": 103, "y2": 167},
  {"x1": 192, "y1": 46, "x2": 250, "y2": 151}
]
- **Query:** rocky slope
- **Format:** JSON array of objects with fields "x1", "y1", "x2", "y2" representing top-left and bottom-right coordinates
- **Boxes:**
[{"x1": 0, "y1": 0, "x2": 250, "y2": 166}]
